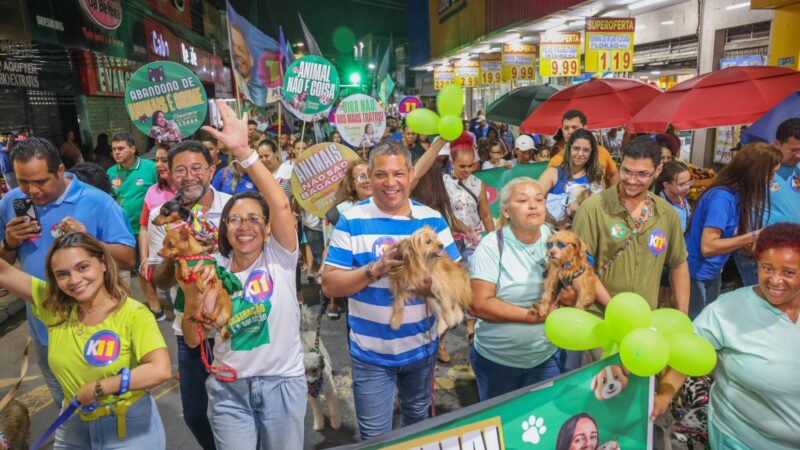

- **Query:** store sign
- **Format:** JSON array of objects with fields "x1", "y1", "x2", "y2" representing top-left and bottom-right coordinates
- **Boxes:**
[
  {"x1": 585, "y1": 18, "x2": 635, "y2": 73},
  {"x1": 454, "y1": 60, "x2": 480, "y2": 88},
  {"x1": 501, "y1": 43, "x2": 536, "y2": 81},
  {"x1": 144, "y1": 20, "x2": 221, "y2": 84},
  {"x1": 150, "y1": 29, "x2": 170, "y2": 58},
  {"x1": 335, "y1": 94, "x2": 386, "y2": 148},
  {"x1": 78, "y1": 50, "x2": 140, "y2": 97},
  {"x1": 78, "y1": 0, "x2": 122, "y2": 31},
  {"x1": 0, "y1": 57, "x2": 40, "y2": 89},
  {"x1": 433, "y1": 66, "x2": 455, "y2": 90},
  {"x1": 714, "y1": 126, "x2": 742, "y2": 164},
  {"x1": 479, "y1": 53, "x2": 502, "y2": 85},
  {"x1": 428, "y1": 0, "x2": 486, "y2": 58},
  {"x1": 282, "y1": 55, "x2": 340, "y2": 121},
  {"x1": 539, "y1": 32, "x2": 582, "y2": 77},
  {"x1": 180, "y1": 43, "x2": 198, "y2": 66}
]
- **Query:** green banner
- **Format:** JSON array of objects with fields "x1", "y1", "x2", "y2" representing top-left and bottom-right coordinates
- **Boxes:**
[
  {"x1": 282, "y1": 55, "x2": 340, "y2": 121},
  {"x1": 125, "y1": 61, "x2": 208, "y2": 142},
  {"x1": 355, "y1": 355, "x2": 652, "y2": 450},
  {"x1": 474, "y1": 162, "x2": 549, "y2": 217}
]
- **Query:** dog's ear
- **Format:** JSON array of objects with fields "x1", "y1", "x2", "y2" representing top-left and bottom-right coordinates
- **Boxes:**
[
  {"x1": 179, "y1": 226, "x2": 190, "y2": 240},
  {"x1": 618, "y1": 365, "x2": 628, "y2": 377},
  {"x1": 591, "y1": 372, "x2": 599, "y2": 391},
  {"x1": 395, "y1": 239, "x2": 408, "y2": 261}
]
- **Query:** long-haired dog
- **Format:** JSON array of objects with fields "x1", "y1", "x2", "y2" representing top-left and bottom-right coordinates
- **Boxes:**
[
  {"x1": 300, "y1": 305, "x2": 341, "y2": 431},
  {"x1": 389, "y1": 226, "x2": 472, "y2": 336},
  {"x1": 0, "y1": 399, "x2": 29, "y2": 450},
  {"x1": 531, "y1": 230, "x2": 596, "y2": 318},
  {"x1": 153, "y1": 200, "x2": 232, "y2": 335}
]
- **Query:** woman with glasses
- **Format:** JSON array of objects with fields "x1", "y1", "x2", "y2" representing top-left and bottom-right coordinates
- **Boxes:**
[
  {"x1": 538, "y1": 129, "x2": 605, "y2": 228},
  {"x1": 183, "y1": 101, "x2": 304, "y2": 449},
  {"x1": 685, "y1": 143, "x2": 782, "y2": 319}
]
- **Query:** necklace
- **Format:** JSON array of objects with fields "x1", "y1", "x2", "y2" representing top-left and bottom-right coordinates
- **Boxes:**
[{"x1": 79, "y1": 298, "x2": 113, "y2": 315}]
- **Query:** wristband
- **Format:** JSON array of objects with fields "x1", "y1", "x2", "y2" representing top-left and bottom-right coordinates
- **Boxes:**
[
  {"x1": 117, "y1": 368, "x2": 131, "y2": 395},
  {"x1": 238, "y1": 150, "x2": 259, "y2": 169}
]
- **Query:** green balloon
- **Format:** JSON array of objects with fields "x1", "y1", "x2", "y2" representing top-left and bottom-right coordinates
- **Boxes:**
[
  {"x1": 667, "y1": 332, "x2": 717, "y2": 376},
  {"x1": 438, "y1": 115, "x2": 464, "y2": 141},
  {"x1": 405, "y1": 108, "x2": 440, "y2": 135},
  {"x1": 619, "y1": 328, "x2": 670, "y2": 376},
  {"x1": 544, "y1": 308, "x2": 606, "y2": 351},
  {"x1": 650, "y1": 308, "x2": 693, "y2": 337},
  {"x1": 605, "y1": 292, "x2": 652, "y2": 342},
  {"x1": 437, "y1": 85, "x2": 464, "y2": 117}
]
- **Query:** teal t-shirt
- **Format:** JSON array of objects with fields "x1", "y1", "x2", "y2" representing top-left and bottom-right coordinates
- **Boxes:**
[
  {"x1": 107, "y1": 157, "x2": 158, "y2": 234},
  {"x1": 765, "y1": 163, "x2": 800, "y2": 226},
  {"x1": 694, "y1": 286, "x2": 800, "y2": 450},
  {"x1": 469, "y1": 225, "x2": 555, "y2": 369}
]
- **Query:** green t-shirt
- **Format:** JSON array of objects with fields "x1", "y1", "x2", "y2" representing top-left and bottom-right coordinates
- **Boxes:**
[
  {"x1": 107, "y1": 157, "x2": 158, "y2": 234},
  {"x1": 469, "y1": 225, "x2": 556, "y2": 369},
  {"x1": 572, "y1": 186, "x2": 687, "y2": 308},
  {"x1": 30, "y1": 277, "x2": 166, "y2": 404},
  {"x1": 694, "y1": 286, "x2": 800, "y2": 450}
]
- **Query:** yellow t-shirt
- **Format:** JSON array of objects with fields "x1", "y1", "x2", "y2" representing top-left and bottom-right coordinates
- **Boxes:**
[
  {"x1": 30, "y1": 278, "x2": 167, "y2": 405},
  {"x1": 549, "y1": 144, "x2": 618, "y2": 182}
]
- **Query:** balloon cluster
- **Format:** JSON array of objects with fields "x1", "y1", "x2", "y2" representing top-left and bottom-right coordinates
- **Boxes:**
[
  {"x1": 545, "y1": 293, "x2": 717, "y2": 377},
  {"x1": 405, "y1": 85, "x2": 464, "y2": 141}
]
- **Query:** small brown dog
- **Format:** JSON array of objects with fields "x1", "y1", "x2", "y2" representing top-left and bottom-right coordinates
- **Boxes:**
[
  {"x1": 389, "y1": 226, "x2": 472, "y2": 336},
  {"x1": 154, "y1": 206, "x2": 232, "y2": 335},
  {"x1": 531, "y1": 230, "x2": 596, "y2": 318},
  {"x1": 0, "y1": 399, "x2": 30, "y2": 450}
]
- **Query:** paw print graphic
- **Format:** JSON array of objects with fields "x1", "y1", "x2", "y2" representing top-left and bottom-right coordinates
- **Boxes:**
[{"x1": 521, "y1": 415, "x2": 547, "y2": 445}]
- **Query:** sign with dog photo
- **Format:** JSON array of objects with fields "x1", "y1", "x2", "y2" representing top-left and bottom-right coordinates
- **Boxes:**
[
  {"x1": 354, "y1": 355, "x2": 653, "y2": 450},
  {"x1": 290, "y1": 142, "x2": 360, "y2": 218}
]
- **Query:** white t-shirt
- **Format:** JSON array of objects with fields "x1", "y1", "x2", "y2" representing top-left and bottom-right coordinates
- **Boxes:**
[
  {"x1": 146, "y1": 188, "x2": 232, "y2": 336},
  {"x1": 214, "y1": 238, "x2": 304, "y2": 378}
]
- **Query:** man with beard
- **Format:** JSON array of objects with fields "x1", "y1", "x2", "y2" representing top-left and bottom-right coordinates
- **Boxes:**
[
  {"x1": 149, "y1": 141, "x2": 232, "y2": 450},
  {"x1": 572, "y1": 137, "x2": 689, "y2": 313}
]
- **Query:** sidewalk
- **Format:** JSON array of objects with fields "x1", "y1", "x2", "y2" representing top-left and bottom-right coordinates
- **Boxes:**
[{"x1": 0, "y1": 294, "x2": 24, "y2": 325}]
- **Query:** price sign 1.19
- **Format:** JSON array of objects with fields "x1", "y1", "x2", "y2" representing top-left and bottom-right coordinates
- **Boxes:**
[{"x1": 598, "y1": 49, "x2": 633, "y2": 72}]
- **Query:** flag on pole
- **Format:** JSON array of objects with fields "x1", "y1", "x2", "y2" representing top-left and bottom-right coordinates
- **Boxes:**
[
  {"x1": 376, "y1": 35, "x2": 394, "y2": 103},
  {"x1": 298, "y1": 13, "x2": 323, "y2": 56},
  {"x1": 226, "y1": 1, "x2": 281, "y2": 106},
  {"x1": 278, "y1": 26, "x2": 295, "y2": 76},
  {"x1": 473, "y1": 163, "x2": 549, "y2": 217},
  {"x1": 378, "y1": 74, "x2": 395, "y2": 105}
]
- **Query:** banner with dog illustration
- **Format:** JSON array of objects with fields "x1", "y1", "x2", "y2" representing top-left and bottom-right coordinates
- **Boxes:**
[
  {"x1": 282, "y1": 55, "x2": 340, "y2": 121},
  {"x1": 352, "y1": 355, "x2": 653, "y2": 450},
  {"x1": 125, "y1": 61, "x2": 208, "y2": 142},
  {"x1": 290, "y1": 142, "x2": 360, "y2": 218},
  {"x1": 474, "y1": 163, "x2": 549, "y2": 218}
]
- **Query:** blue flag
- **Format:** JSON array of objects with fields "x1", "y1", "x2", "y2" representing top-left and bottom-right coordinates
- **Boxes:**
[{"x1": 226, "y1": 1, "x2": 281, "y2": 106}]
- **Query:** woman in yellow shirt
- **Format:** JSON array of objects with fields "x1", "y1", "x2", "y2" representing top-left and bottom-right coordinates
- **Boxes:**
[{"x1": 0, "y1": 232, "x2": 171, "y2": 449}]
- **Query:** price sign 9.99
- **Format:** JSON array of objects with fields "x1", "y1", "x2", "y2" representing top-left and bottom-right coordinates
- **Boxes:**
[{"x1": 539, "y1": 32, "x2": 582, "y2": 78}]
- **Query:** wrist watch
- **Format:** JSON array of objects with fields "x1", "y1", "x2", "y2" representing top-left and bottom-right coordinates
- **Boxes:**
[
  {"x1": 94, "y1": 380, "x2": 105, "y2": 399},
  {"x1": 239, "y1": 150, "x2": 259, "y2": 169},
  {"x1": 2, "y1": 238, "x2": 20, "y2": 251},
  {"x1": 365, "y1": 262, "x2": 381, "y2": 282}
]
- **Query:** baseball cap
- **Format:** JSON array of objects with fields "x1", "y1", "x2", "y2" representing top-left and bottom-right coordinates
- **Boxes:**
[{"x1": 515, "y1": 135, "x2": 535, "y2": 151}]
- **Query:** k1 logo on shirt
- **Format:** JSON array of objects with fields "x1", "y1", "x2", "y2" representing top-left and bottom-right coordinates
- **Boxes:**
[
  {"x1": 244, "y1": 269, "x2": 273, "y2": 304},
  {"x1": 648, "y1": 229, "x2": 667, "y2": 256},
  {"x1": 84, "y1": 330, "x2": 121, "y2": 366},
  {"x1": 372, "y1": 236, "x2": 396, "y2": 259}
]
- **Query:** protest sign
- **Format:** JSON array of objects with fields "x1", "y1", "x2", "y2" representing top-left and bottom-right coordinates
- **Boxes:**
[
  {"x1": 585, "y1": 18, "x2": 635, "y2": 73},
  {"x1": 335, "y1": 94, "x2": 386, "y2": 148},
  {"x1": 125, "y1": 61, "x2": 207, "y2": 142},
  {"x1": 354, "y1": 355, "x2": 653, "y2": 450},
  {"x1": 282, "y1": 55, "x2": 340, "y2": 121},
  {"x1": 539, "y1": 32, "x2": 582, "y2": 78},
  {"x1": 291, "y1": 142, "x2": 360, "y2": 217}
]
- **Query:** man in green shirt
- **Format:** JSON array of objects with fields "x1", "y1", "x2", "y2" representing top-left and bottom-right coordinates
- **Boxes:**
[
  {"x1": 572, "y1": 137, "x2": 689, "y2": 312},
  {"x1": 108, "y1": 132, "x2": 160, "y2": 316}
]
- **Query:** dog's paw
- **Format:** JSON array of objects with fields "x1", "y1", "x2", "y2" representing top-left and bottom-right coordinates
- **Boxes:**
[{"x1": 521, "y1": 415, "x2": 547, "y2": 445}]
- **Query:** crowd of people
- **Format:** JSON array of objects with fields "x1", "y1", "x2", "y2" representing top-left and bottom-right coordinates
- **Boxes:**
[{"x1": 0, "y1": 101, "x2": 797, "y2": 450}]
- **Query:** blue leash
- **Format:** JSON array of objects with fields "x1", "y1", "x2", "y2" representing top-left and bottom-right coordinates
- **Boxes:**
[{"x1": 32, "y1": 398, "x2": 97, "y2": 450}]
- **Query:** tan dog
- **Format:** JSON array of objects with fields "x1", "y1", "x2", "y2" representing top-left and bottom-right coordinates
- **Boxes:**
[
  {"x1": 531, "y1": 230, "x2": 596, "y2": 318},
  {"x1": 389, "y1": 226, "x2": 472, "y2": 336},
  {"x1": 592, "y1": 365, "x2": 629, "y2": 400},
  {"x1": 0, "y1": 399, "x2": 29, "y2": 450},
  {"x1": 156, "y1": 222, "x2": 232, "y2": 335},
  {"x1": 300, "y1": 306, "x2": 341, "y2": 431}
]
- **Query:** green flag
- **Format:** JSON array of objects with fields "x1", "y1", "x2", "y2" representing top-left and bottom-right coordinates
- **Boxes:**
[
  {"x1": 379, "y1": 74, "x2": 395, "y2": 105},
  {"x1": 474, "y1": 162, "x2": 549, "y2": 217}
]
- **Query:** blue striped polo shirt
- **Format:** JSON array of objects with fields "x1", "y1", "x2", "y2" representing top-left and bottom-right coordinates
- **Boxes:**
[{"x1": 326, "y1": 197, "x2": 460, "y2": 367}]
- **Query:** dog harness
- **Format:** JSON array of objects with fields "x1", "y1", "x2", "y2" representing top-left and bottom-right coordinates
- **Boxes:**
[
  {"x1": 544, "y1": 264, "x2": 587, "y2": 303},
  {"x1": 0, "y1": 431, "x2": 8, "y2": 450},
  {"x1": 174, "y1": 254, "x2": 216, "y2": 283}
]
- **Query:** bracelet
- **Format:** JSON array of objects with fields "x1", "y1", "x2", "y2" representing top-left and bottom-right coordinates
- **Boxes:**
[
  {"x1": 117, "y1": 368, "x2": 131, "y2": 395},
  {"x1": 238, "y1": 150, "x2": 259, "y2": 169},
  {"x1": 2, "y1": 238, "x2": 20, "y2": 251}
]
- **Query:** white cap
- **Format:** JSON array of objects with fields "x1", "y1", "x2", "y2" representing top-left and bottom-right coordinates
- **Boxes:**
[{"x1": 515, "y1": 135, "x2": 535, "y2": 151}]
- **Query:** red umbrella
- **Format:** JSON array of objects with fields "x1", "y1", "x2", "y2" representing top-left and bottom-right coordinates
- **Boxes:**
[
  {"x1": 519, "y1": 78, "x2": 661, "y2": 134},
  {"x1": 626, "y1": 66, "x2": 800, "y2": 133}
]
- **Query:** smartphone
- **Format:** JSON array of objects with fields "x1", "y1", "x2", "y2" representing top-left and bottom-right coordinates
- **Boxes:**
[
  {"x1": 12, "y1": 198, "x2": 38, "y2": 222},
  {"x1": 208, "y1": 99, "x2": 238, "y2": 129}
]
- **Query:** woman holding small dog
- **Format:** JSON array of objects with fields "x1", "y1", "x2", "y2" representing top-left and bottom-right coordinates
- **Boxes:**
[
  {"x1": 468, "y1": 177, "x2": 569, "y2": 400},
  {"x1": 653, "y1": 222, "x2": 800, "y2": 450},
  {"x1": 183, "y1": 100, "x2": 305, "y2": 450},
  {"x1": 0, "y1": 232, "x2": 171, "y2": 448}
]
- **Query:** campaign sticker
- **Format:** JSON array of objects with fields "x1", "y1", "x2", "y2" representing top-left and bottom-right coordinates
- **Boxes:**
[
  {"x1": 609, "y1": 222, "x2": 627, "y2": 240},
  {"x1": 84, "y1": 330, "x2": 121, "y2": 366},
  {"x1": 372, "y1": 236, "x2": 396, "y2": 259},
  {"x1": 50, "y1": 224, "x2": 63, "y2": 238},
  {"x1": 791, "y1": 172, "x2": 800, "y2": 193},
  {"x1": 770, "y1": 182, "x2": 780, "y2": 193},
  {"x1": 243, "y1": 269, "x2": 273, "y2": 304},
  {"x1": 112, "y1": 176, "x2": 122, "y2": 189},
  {"x1": 648, "y1": 229, "x2": 667, "y2": 255},
  {"x1": 135, "y1": 178, "x2": 144, "y2": 186}
]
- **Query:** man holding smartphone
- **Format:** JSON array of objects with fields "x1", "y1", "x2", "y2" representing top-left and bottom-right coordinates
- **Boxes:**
[{"x1": 0, "y1": 137, "x2": 135, "y2": 407}]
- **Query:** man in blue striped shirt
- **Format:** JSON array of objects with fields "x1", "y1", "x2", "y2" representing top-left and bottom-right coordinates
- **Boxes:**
[{"x1": 323, "y1": 140, "x2": 460, "y2": 439}]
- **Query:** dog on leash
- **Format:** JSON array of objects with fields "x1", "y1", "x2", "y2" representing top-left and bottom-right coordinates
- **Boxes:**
[
  {"x1": 300, "y1": 306, "x2": 341, "y2": 431},
  {"x1": 592, "y1": 365, "x2": 629, "y2": 401},
  {"x1": 153, "y1": 199, "x2": 233, "y2": 334},
  {"x1": 531, "y1": 230, "x2": 596, "y2": 318},
  {"x1": 0, "y1": 399, "x2": 29, "y2": 450},
  {"x1": 388, "y1": 226, "x2": 472, "y2": 336}
]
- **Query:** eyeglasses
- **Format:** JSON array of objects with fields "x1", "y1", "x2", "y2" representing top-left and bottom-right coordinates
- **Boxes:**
[
  {"x1": 225, "y1": 214, "x2": 266, "y2": 227},
  {"x1": 172, "y1": 164, "x2": 209, "y2": 177},
  {"x1": 355, "y1": 174, "x2": 369, "y2": 183},
  {"x1": 620, "y1": 166, "x2": 655, "y2": 180},
  {"x1": 546, "y1": 241, "x2": 571, "y2": 250}
]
